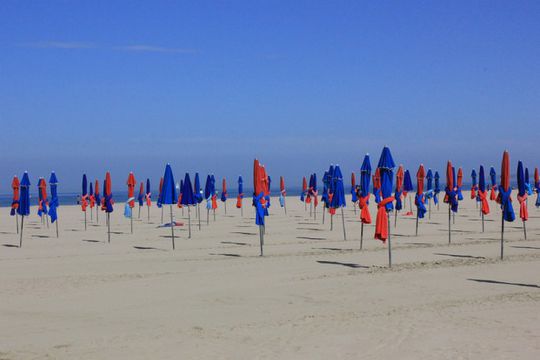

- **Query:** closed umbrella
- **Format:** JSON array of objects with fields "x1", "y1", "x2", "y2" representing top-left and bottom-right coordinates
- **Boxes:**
[
  {"x1": 157, "y1": 177, "x2": 164, "y2": 223},
  {"x1": 374, "y1": 147, "x2": 395, "y2": 267},
  {"x1": 415, "y1": 165, "x2": 426, "y2": 236},
  {"x1": 88, "y1": 182, "x2": 94, "y2": 221},
  {"x1": 403, "y1": 170, "x2": 414, "y2": 214},
  {"x1": 434, "y1": 171, "x2": 440, "y2": 210},
  {"x1": 517, "y1": 161, "x2": 528, "y2": 240},
  {"x1": 145, "y1": 178, "x2": 151, "y2": 221},
  {"x1": 301, "y1": 176, "x2": 308, "y2": 210},
  {"x1": 279, "y1": 176, "x2": 287, "y2": 214},
  {"x1": 457, "y1": 167, "x2": 464, "y2": 201},
  {"x1": 253, "y1": 159, "x2": 269, "y2": 256},
  {"x1": 470, "y1": 169, "x2": 478, "y2": 202},
  {"x1": 425, "y1": 169, "x2": 433, "y2": 219},
  {"x1": 102, "y1": 172, "x2": 114, "y2": 243},
  {"x1": 137, "y1": 182, "x2": 144, "y2": 219},
  {"x1": 496, "y1": 151, "x2": 515, "y2": 259},
  {"x1": 161, "y1": 164, "x2": 177, "y2": 249},
  {"x1": 359, "y1": 154, "x2": 372, "y2": 249},
  {"x1": 444, "y1": 161, "x2": 458, "y2": 244},
  {"x1": 525, "y1": 168, "x2": 533, "y2": 196},
  {"x1": 49, "y1": 172, "x2": 59, "y2": 237},
  {"x1": 17, "y1": 172, "x2": 31, "y2": 247},
  {"x1": 181, "y1": 173, "x2": 196, "y2": 238},
  {"x1": 37, "y1": 177, "x2": 49, "y2": 228},
  {"x1": 394, "y1": 165, "x2": 404, "y2": 227},
  {"x1": 535, "y1": 168, "x2": 540, "y2": 207},
  {"x1": 126, "y1": 172, "x2": 136, "y2": 234},
  {"x1": 372, "y1": 168, "x2": 381, "y2": 203},
  {"x1": 489, "y1": 167, "x2": 497, "y2": 201},
  {"x1": 194, "y1": 173, "x2": 203, "y2": 229},
  {"x1": 236, "y1": 176, "x2": 244, "y2": 216},
  {"x1": 10, "y1": 176, "x2": 20, "y2": 233},
  {"x1": 478, "y1": 165, "x2": 490, "y2": 232},
  {"x1": 351, "y1": 172, "x2": 358, "y2": 214},
  {"x1": 94, "y1": 180, "x2": 100, "y2": 224},
  {"x1": 330, "y1": 165, "x2": 347, "y2": 241},
  {"x1": 82, "y1": 174, "x2": 88, "y2": 230},
  {"x1": 221, "y1": 178, "x2": 228, "y2": 214}
]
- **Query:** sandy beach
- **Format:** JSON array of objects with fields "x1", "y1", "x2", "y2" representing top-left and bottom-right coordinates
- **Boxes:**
[{"x1": 1, "y1": 192, "x2": 539, "y2": 359}]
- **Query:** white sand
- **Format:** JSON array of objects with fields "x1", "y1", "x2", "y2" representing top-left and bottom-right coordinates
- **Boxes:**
[{"x1": 1, "y1": 193, "x2": 539, "y2": 359}]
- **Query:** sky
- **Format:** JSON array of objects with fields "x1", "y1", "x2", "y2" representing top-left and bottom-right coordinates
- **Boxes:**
[{"x1": 1, "y1": 1, "x2": 539, "y2": 193}]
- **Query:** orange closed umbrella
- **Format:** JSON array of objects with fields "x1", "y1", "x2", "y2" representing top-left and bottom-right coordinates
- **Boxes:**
[
  {"x1": 253, "y1": 159, "x2": 268, "y2": 256},
  {"x1": 496, "y1": 150, "x2": 515, "y2": 259},
  {"x1": 415, "y1": 165, "x2": 426, "y2": 235},
  {"x1": 126, "y1": 172, "x2": 136, "y2": 234},
  {"x1": 279, "y1": 176, "x2": 287, "y2": 214}
]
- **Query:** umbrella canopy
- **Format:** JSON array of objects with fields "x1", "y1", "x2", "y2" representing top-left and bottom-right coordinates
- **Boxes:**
[
  {"x1": 221, "y1": 178, "x2": 227, "y2": 202},
  {"x1": 321, "y1": 171, "x2": 329, "y2": 207},
  {"x1": 374, "y1": 146, "x2": 395, "y2": 241},
  {"x1": 37, "y1": 177, "x2": 48, "y2": 217},
  {"x1": 236, "y1": 175, "x2": 244, "y2": 208},
  {"x1": 81, "y1": 174, "x2": 88, "y2": 211},
  {"x1": 301, "y1": 176, "x2": 307, "y2": 202},
  {"x1": 145, "y1": 178, "x2": 151, "y2": 206},
  {"x1": 394, "y1": 165, "x2": 404, "y2": 211},
  {"x1": 372, "y1": 168, "x2": 381, "y2": 203},
  {"x1": 535, "y1": 168, "x2": 540, "y2": 207},
  {"x1": 358, "y1": 154, "x2": 372, "y2": 224},
  {"x1": 471, "y1": 169, "x2": 478, "y2": 199},
  {"x1": 103, "y1": 172, "x2": 113, "y2": 213},
  {"x1": 415, "y1": 165, "x2": 426, "y2": 218},
  {"x1": 351, "y1": 172, "x2": 358, "y2": 203},
  {"x1": 204, "y1": 175, "x2": 213, "y2": 199},
  {"x1": 444, "y1": 161, "x2": 458, "y2": 213},
  {"x1": 49, "y1": 172, "x2": 59, "y2": 223},
  {"x1": 194, "y1": 173, "x2": 203, "y2": 203},
  {"x1": 478, "y1": 165, "x2": 490, "y2": 215},
  {"x1": 157, "y1": 177, "x2": 164, "y2": 208},
  {"x1": 489, "y1": 166, "x2": 497, "y2": 200},
  {"x1": 280, "y1": 176, "x2": 286, "y2": 195},
  {"x1": 403, "y1": 170, "x2": 413, "y2": 194},
  {"x1": 516, "y1": 161, "x2": 528, "y2": 221},
  {"x1": 426, "y1": 169, "x2": 433, "y2": 195},
  {"x1": 127, "y1": 172, "x2": 136, "y2": 208},
  {"x1": 138, "y1": 182, "x2": 144, "y2": 206},
  {"x1": 181, "y1": 173, "x2": 196, "y2": 206},
  {"x1": 10, "y1": 176, "x2": 20, "y2": 216},
  {"x1": 94, "y1": 180, "x2": 101, "y2": 207},
  {"x1": 456, "y1": 168, "x2": 464, "y2": 200},
  {"x1": 330, "y1": 165, "x2": 346, "y2": 208},
  {"x1": 433, "y1": 171, "x2": 440, "y2": 205},
  {"x1": 525, "y1": 168, "x2": 533, "y2": 195},
  {"x1": 253, "y1": 159, "x2": 268, "y2": 226},
  {"x1": 17, "y1": 172, "x2": 31, "y2": 216},
  {"x1": 496, "y1": 151, "x2": 515, "y2": 222},
  {"x1": 161, "y1": 164, "x2": 176, "y2": 205}
]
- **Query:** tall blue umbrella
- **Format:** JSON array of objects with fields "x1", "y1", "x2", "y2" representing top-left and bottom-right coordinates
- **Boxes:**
[
  {"x1": 194, "y1": 172, "x2": 203, "y2": 230},
  {"x1": 321, "y1": 171, "x2": 329, "y2": 223},
  {"x1": 18, "y1": 172, "x2": 31, "y2": 247},
  {"x1": 237, "y1": 175, "x2": 244, "y2": 216},
  {"x1": 88, "y1": 181, "x2": 94, "y2": 221},
  {"x1": 204, "y1": 175, "x2": 213, "y2": 224},
  {"x1": 517, "y1": 161, "x2": 528, "y2": 239},
  {"x1": 434, "y1": 171, "x2": 440, "y2": 207},
  {"x1": 478, "y1": 165, "x2": 490, "y2": 232},
  {"x1": 375, "y1": 147, "x2": 395, "y2": 267},
  {"x1": 145, "y1": 178, "x2": 151, "y2": 221},
  {"x1": 330, "y1": 165, "x2": 347, "y2": 240},
  {"x1": 425, "y1": 169, "x2": 433, "y2": 219},
  {"x1": 82, "y1": 174, "x2": 88, "y2": 230},
  {"x1": 162, "y1": 164, "x2": 177, "y2": 249},
  {"x1": 49, "y1": 172, "x2": 59, "y2": 237},
  {"x1": 358, "y1": 154, "x2": 372, "y2": 249},
  {"x1": 490, "y1": 166, "x2": 497, "y2": 201},
  {"x1": 471, "y1": 169, "x2": 478, "y2": 203},
  {"x1": 525, "y1": 168, "x2": 533, "y2": 195},
  {"x1": 181, "y1": 173, "x2": 196, "y2": 238},
  {"x1": 403, "y1": 169, "x2": 413, "y2": 213}
]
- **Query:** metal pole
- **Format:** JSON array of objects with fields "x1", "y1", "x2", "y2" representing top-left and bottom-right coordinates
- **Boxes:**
[
  {"x1": 341, "y1": 207, "x2": 347, "y2": 240},
  {"x1": 16, "y1": 214, "x2": 19, "y2": 234},
  {"x1": 415, "y1": 212, "x2": 419, "y2": 236},
  {"x1": 259, "y1": 225, "x2": 264, "y2": 256},
  {"x1": 107, "y1": 213, "x2": 111, "y2": 243},
  {"x1": 19, "y1": 216, "x2": 24, "y2": 248},
  {"x1": 198, "y1": 204, "x2": 202, "y2": 230},
  {"x1": 481, "y1": 213, "x2": 485, "y2": 233},
  {"x1": 387, "y1": 211, "x2": 392, "y2": 268},
  {"x1": 523, "y1": 221, "x2": 527, "y2": 240},
  {"x1": 394, "y1": 209, "x2": 398, "y2": 228},
  {"x1": 428, "y1": 199, "x2": 431, "y2": 220},
  {"x1": 330, "y1": 214, "x2": 333, "y2": 231},
  {"x1": 161, "y1": 207, "x2": 164, "y2": 223},
  {"x1": 56, "y1": 220, "x2": 59, "y2": 238},
  {"x1": 448, "y1": 205, "x2": 451, "y2": 245},
  {"x1": 84, "y1": 211, "x2": 87, "y2": 231},
  {"x1": 360, "y1": 222, "x2": 364, "y2": 250},
  {"x1": 500, "y1": 208, "x2": 504, "y2": 260},
  {"x1": 130, "y1": 212, "x2": 133, "y2": 234},
  {"x1": 283, "y1": 198, "x2": 287, "y2": 215},
  {"x1": 170, "y1": 205, "x2": 175, "y2": 250},
  {"x1": 188, "y1": 206, "x2": 192, "y2": 238}
]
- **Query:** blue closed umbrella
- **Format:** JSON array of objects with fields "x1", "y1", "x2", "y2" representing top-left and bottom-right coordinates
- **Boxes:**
[
  {"x1": 49, "y1": 172, "x2": 59, "y2": 237},
  {"x1": 524, "y1": 168, "x2": 533, "y2": 195},
  {"x1": 375, "y1": 147, "x2": 395, "y2": 267},
  {"x1": 161, "y1": 164, "x2": 177, "y2": 249},
  {"x1": 434, "y1": 171, "x2": 440, "y2": 205},
  {"x1": 517, "y1": 161, "x2": 528, "y2": 236},
  {"x1": 194, "y1": 173, "x2": 203, "y2": 203},
  {"x1": 17, "y1": 171, "x2": 31, "y2": 247},
  {"x1": 478, "y1": 165, "x2": 490, "y2": 231},
  {"x1": 181, "y1": 173, "x2": 196, "y2": 238},
  {"x1": 330, "y1": 165, "x2": 347, "y2": 240}
]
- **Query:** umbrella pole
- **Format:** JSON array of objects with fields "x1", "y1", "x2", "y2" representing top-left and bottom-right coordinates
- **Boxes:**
[
  {"x1": 387, "y1": 211, "x2": 392, "y2": 268},
  {"x1": 46, "y1": 214, "x2": 50, "y2": 229},
  {"x1": 341, "y1": 207, "x2": 347, "y2": 240},
  {"x1": 84, "y1": 211, "x2": 87, "y2": 231},
  {"x1": 481, "y1": 212, "x2": 485, "y2": 233},
  {"x1": 283, "y1": 198, "x2": 287, "y2": 215},
  {"x1": 310, "y1": 202, "x2": 312, "y2": 218},
  {"x1": 107, "y1": 213, "x2": 111, "y2": 243},
  {"x1": 394, "y1": 209, "x2": 398, "y2": 228},
  {"x1": 96, "y1": 206, "x2": 99, "y2": 224},
  {"x1": 213, "y1": 209, "x2": 216, "y2": 221},
  {"x1": 360, "y1": 222, "x2": 364, "y2": 250},
  {"x1": 130, "y1": 212, "x2": 133, "y2": 234},
  {"x1": 259, "y1": 225, "x2": 264, "y2": 256},
  {"x1": 19, "y1": 215, "x2": 24, "y2": 248},
  {"x1": 170, "y1": 205, "x2": 175, "y2": 250},
  {"x1": 198, "y1": 204, "x2": 202, "y2": 230},
  {"x1": 305, "y1": 201, "x2": 307, "y2": 211},
  {"x1": 314, "y1": 205, "x2": 317, "y2": 220},
  {"x1": 409, "y1": 196, "x2": 412, "y2": 213},
  {"x1": 500, "y1": 207, "x2": 505, "y2": 260},
  {"x1": 523, "y1": 220, "x2": 527, "y2": 240},
  {"x1": 330, "y1": 213, "x2": 333, "y2": 231},
  {"x1": 240, "y1": 202, "x2": 243, "y2": 217},
  {"x1": 138, "y1": 205, "x2": 141, "y2": 219},
  {"x1": 161, "y1": 207, "x2": 164, "y2": 223},
  {"x1": 428, "y1": 200, "x2": 431, "y2": 220},
  {"x1": 207, "y1": 208, "x2": 209, "y2": 225},
  {"x1": 16, "y1": 214, "x2": 19, "y2": 234},
  {"x1": 90, "y1": 208, "x2": 93, "y2": 221},
  {"x1": 453, "y1": 211, "x2": 455, "y2": 224},
  {"x1": 353, "y1": 203, "x2": 357, "y2": 215},
  {"x1": 448, "y1": 204, "x2": 451, "y2": 245},
  {"x1": 225, "y1": 201, "x2": 227, "y2": 215},
  {"x1": 56, "y1": 219, "x2": 59, "y2": 238},
  {"x1": 147, "y1": 206, "x2": 150, "y2": 222},
  {"x1": 415, "y1": 211, "x2": 419, "y2": 236},
  {"x1": 188, "y1": 207, "x2": 192, "y2": 238}
]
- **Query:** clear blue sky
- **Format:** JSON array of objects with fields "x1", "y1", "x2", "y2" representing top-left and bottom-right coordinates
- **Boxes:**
[{"x1": 1, "y1": 1, "x2": 539, "y2": 192}]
